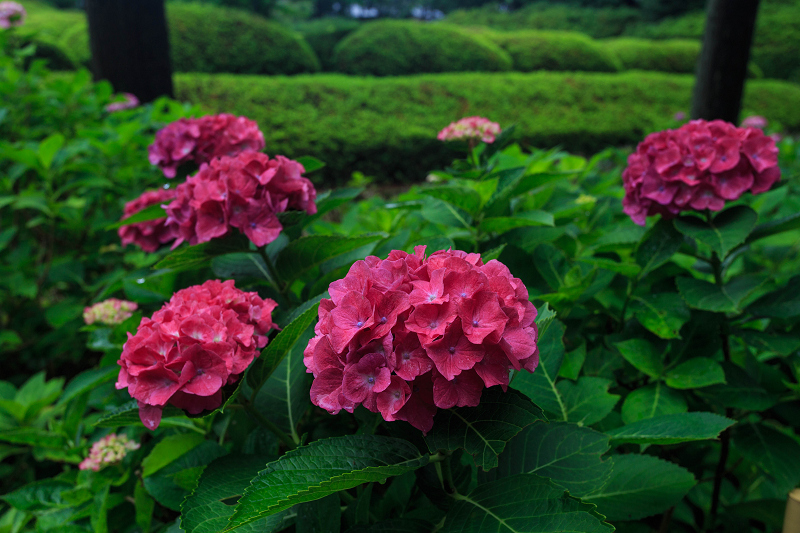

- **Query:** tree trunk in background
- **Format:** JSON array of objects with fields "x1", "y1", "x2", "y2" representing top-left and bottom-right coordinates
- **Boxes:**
[
  {"x1": 85, "y1": 0, "x2": 173, "y2": 103},
  {"x1": 691, "y1": 0, "x2": 761, "y2": 124}
]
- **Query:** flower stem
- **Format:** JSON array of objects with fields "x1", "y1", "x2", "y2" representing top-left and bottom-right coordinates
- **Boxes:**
[
  {"x1": 439, "y1": 451, "x2": 458, "y2": 496},
  {"x1": 241, "y1": 398, "x2": 297, "y2": 450}
]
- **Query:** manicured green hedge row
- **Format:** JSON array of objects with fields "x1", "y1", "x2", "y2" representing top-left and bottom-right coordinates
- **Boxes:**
[
  {"x1": 294, "y1": 18, "x2": 361, "y2": 71},
  {"x1": 489, "y1": 30, "x2": 622, "y2": 72},
  {"x1": 175, "y1": 71, "x2": 800, "y2": 184},
  {"x1": 603, "y1": 37, "x2": 699, "y2": 73}
]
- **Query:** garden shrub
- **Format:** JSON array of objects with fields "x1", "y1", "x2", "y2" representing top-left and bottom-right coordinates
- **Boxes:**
[
  {"x1": 603, "y1": 37, "x2": 699, "y2": 73},
  {"x1": 488, "y1": 30, "x2": 622, "y2": 72},
  {"x1": 294, "y1": 17, "x2": 361, "y2": 71},
  {"x1": 176, "y1": 71, "x2": 800, "y2": 184},
  {"x1": 332, "y1": 20, "x2": 513, "y2": 76}
]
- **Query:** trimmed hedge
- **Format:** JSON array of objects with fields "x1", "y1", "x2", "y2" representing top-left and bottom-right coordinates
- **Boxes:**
[
  {"x1": 489, "y1": 30, "x2": 622, "y2": 72},
  {"x1": 604, "y1": 37, "x2": 699, "y2": 73},
  {"x1": 175, "y1": 71, "x2": 800, "y2": 184},
  {"x1": 333, "y1": 20, "x2": 512, "y2": 76},
  {"x1": 295, "y1": 18, "x2": 361, "y2": 71}
]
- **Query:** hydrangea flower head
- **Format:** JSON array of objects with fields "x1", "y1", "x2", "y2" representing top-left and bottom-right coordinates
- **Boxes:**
[
  {"x1": 116, "y1": 280, "x2": 277, "y2": 430},
  {"x1": 118, "y1": 188, "x2": 179, "y2": 252},
  {"x1": 0, "y1": 2, "x2": 25, "y2": 29},
  {"x1": 741, "y1": 115, "x2": 768, "y2": 129},
  {"x1": 79, "y1": 434, "x2": 139, "y2": 471},
  {"x1": 622, "y1": 119, "x2": 780, "y2": 226},
  {"x1": 84, "y1": 298, "x2": 138, "y2": 326},
  {"x1": 148, "y1": 114, "x2": 265, "y2": 178},
  {"x1": 438, "y1": 117, "x2": 501, "y2": 143},
  {"x1": 304, "y1": 247, "x2": 539, "y2": 434},
  {"x1": 106, "y1": 93, "x2": 140, "y2": 113},
  {"x1": 165, "y1": 151, "x2": 317, "y2": 248}
]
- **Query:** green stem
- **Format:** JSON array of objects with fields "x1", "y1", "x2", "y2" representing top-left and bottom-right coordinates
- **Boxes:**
[
  {"x1": 241, "y1": 399, "x2": 297, "y2": 450},
  {"x1": 439, "y1": 452, "x2": 458, "y2": 495},
  {"x1": 619, "y1": 278, "x2": 637, "y2": 331}
]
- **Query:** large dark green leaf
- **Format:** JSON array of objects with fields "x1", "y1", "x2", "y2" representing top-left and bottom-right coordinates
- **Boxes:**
[
  {"x1": 733, "y1": 423, "x2": 800, "y2": 494},
  {"x1": 226, "y1": 435, "x2": 429, "y2": 531},
  {"x1": 606, "y1": 412, "x2": 735, "y2": 445},
  {"x1": 557, "y1": 377, "x2": 619, "y2": 426},
  {"x1": 635, "y1": 219, "x2": 683, "y2": 279},
  {"x1": 1, "y1": 480, "x2": 75, "y2": 512},
  {"x1": 94, "y1": 400, "x2": 185, "y2": 428},
  {"x1": 0, "y1": 428, "x2": 67, "y2": 448},
  {"x1": 419, "y1": 197, "x2": 472, "y2": 229},
  {"x1": 422, "y1": 186, "x2": 482, "y2": 215},
  {"x1": 496, "y1": 421, "x2": 611, "y2": 497},
  {"x1": 144, "y1": 441, "x2": 226, "y2": 511},
  {"x1": 479, "y1": 211, "x2": 554, "y2": 235},
  {"x1": 664, "y1": 358, "x2": 726, "y2": 389},
  {"x1": 57, "y1": 366, "x2": 119, "y2": 407},
  {"x1": 425, "y1": 388, "x2": 545, "y2": 470},
  {"x1": 746, "y1": 211, "x2": 800, "y2": 244},
  {"x1": 621, "y1": 383, "x2": 687, "y2": 424},
  {"x1": 747, "y1": 276, "x2": 800, "y2": 318},
  {"x1": 275, "y1": 235, "x2": 383, "y2": 283},
  {"x1": 613, "y1": 339, "x2": 663, "y2": 378},
  {"x1": 583, "y1": 454, "x2": 696, "y2": 521},
  {"x1": 630, "y1": 293, "x2": 690, "y2": 340},
  {"x1": 154, "y1": 235, "x2": 249, "y2": 273},
  {"x1": 673, "y1": 206, "x2": 757, "y2": 258},
  {"x1": 142, "y1": 433, "x2": 206, "y2": 478},
  {"x1": 677, "y1": 275, "x2": 768, "y2": 313},
  {"x1": 442, "y1": 474, "x2": 613, "y2": 533},
  {"x1": 211, "y1": 253, "x2": 272, "y2": 282},
  {"x1": 511, "y1": 320, "x2": 566, "y2": 420},
  {"x1": 698, "y1": 364, "x2": 777, "y2": 410}
]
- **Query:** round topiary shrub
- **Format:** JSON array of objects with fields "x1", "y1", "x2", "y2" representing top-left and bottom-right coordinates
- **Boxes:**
[
  {"x1": 488, "y1": 30, "x2": 622, "y2": 73},
  {"x1": 167, "y1": 2, "x2": 320, "y2": 74},
  {"x1": 333, "y1": 20, "x2": 512, "y2": 76},
  {"x1": 604, "y1": 37, "x2": 699, "y2": 73},
  {"x1": 296, "y1": 17, "x2": 361, "y2": 71}
]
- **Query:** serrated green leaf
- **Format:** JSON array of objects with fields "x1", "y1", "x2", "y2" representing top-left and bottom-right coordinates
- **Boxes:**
[
  {"x1": 734, "y1": 329, "x2": 800, "y2": 356},
  {"x1": 583, "y1": 454, "x2": 695, "y2": 521},
  {"x1": 621, "y1": 382, "x2": 687, "y2": 424},
  {"x1": 480, "y1": 211, "x2": 554, "y2": 235},
  {"x1": 276, "y1": 235, "x2": 383, "y2": 283},
  {"x1": 0, "y1": 428, "x2": 67, "y2": 448},
  {"x1": 677, "y1": 275, "x2": 767, "y2": 313},
  {"x1": 558, "y1": 344, "x2": 586, "y2": 381},
  {"x1": 673, "y1": 206, "x2": 757, "y2": 258},
  {"x1": 94, "y1": 400, "x2": 186, "y2": 428},
  {"x1": 635, "y1": 219, "x2": 683, "y2": 278},
  {"x1": 211, "y1": 253, "x2": 272, "y2": 282},
  {"x1": 1, "y1": 480, "x2": 74, "y2": 512},
  {"x1": 38, "y1": 134, "x2": 64, "y2": 170},
  {"x1": 226, "y1": 435, "x2": 429, "y2": 531},
  {"x1": 557, "y1": 377, "x2": 619, "y2": 426},
  {"x1": 154, "y1": 235, "x2": 249, "y2": 273},
  {"x1": 607, "y1": 412, "x2": 734, "y2": 444},
  {"x1": 443, "y1": 474, "x2": 613, "y2": 533},
  {"x1": 665, "y1": 358, "x2": 726, "y2": 389},
  {"x1": 419, "y1": 197, "x2": 472, "y2": 229},
  {"x1": 733, "y1": 423, "x2": 800, "y2": 494},
  {"x1": 106, "y1": 203, "x2": 168, "y2": 230},
  {"x1": 425, "y1": 388, "x2": 545, "y2": 471},
  {"x1": 496, "y1": 421, "x2": 611, "y2": 497},
  {"x1": 511, "y1": 320, "x2": 566, "y2": 420},
  {"x1": 614, "y1": 339, "x2": 663, "y2": 378},
  {"x1": 142, "y1": 433, "x2": 206, "y2": 478},
  {"x1": 144, "y1": 441, "x2": 226, "y2": 511},
  {"x1": 422, "y1": 187, "x2": 482, "y2": 215},
  {"x1": 630, "y1": 293, "x2": 690, "y2": 339},
  {"x1": 748, "y1": 276, "x2": 800, "y2": 318}
]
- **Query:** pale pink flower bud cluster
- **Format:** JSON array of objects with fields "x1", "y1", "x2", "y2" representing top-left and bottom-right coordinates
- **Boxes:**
[
  {"x1": 83, "y1": 298, "x2": 139, "y2": 326},
  {"x1": 106, "y1": 93, "x2": 140, "y2": 113},
  {"x1": 437, "y1": 117, "x2": 501, "y2": 143},
  {"x1": 78, "y1": 434, "x2": 140, "y2": 471},
  {"x1": 0, "y1": 2, "x2": 25, "y2": 29},
  {"x1": 741, "y1": 115, "x2": 768, "y2": 129}
]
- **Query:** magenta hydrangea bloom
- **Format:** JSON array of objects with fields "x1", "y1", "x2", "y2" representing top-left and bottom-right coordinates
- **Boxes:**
[
  {"x1": 83, "y1": 298, "x2": 138, "y2": 326},
  {"x1": 116, "y1": 280, "x2": 277, "y2": 430},
  {"x1": 105, "y1": 93, "x2": 140, "y2": 113},
  {"x1": 304, "y1": 247, "x2": 539, "y2": 434},
  {"x1": 0, "y1": 2, "x2": 25, "y2": 29},
  {"x1": 79, "y1": 434, "x2": 139, "y2": 471},
  {"x1": 118, "y1": 188, "x2": 179, "y2": 252},
  {"x1": 148, "y1": 114, "x2": 265, "y2": 178},
  {"x1": 437, "y1": 117, "x2": 501, "y2": 143},
  {"x1": 164, "y1": 151, "x2": 317, "y2": 248},
  {"x1": 622, "y1": 119, "x2": 780, "y2": 226}
]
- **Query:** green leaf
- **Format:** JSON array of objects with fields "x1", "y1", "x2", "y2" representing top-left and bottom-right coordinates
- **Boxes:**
[
  {"x1": 144, "y1": 441, "x2": 226, "y2": 511},
  {"x1": 425, "y1": 387, "x2": 545, "y2": 470},
  {"x1": 480, "y1": 211, "x2": 554, "y2": 234},
  {"x1": 483, "y1": 167, "x2": 528, "y2": 216},
  {"x1": 142, "y1": 433, "x2": 206, "y2": 478},
  {"x1": 295, "y1": 155, "x2": 326, "y2": 173},
  {"x1": 677, "y1": 275, "x2": 767, "y2": 313},
  {"x1": 630, "y1": 293, "x2": 691, "y2": 339},
  {"x1": 699, "y1": 364, "x2": 777, "y2": 410},
  {"x1": 57, "y1": 366, "x2": 119, "y2": 407},
  {"x1": 635, "y1": 219, "x2": 683, "y2": 278},
  {"x1": 621, "y1": 382, "x2": 687, "y2": 424},
  {"x1": 558, "y1": 343, "x2": 586, "y2": 381},
  {"x1": 38, "y1": 134, "x2": 64, "y2": 170},
  {"x1": 182, "y1": 455, "x2": 295, "y2": 533},
  {"x1": 673, "y1": 205, "x2": 758, "y2": 258},
  {"x1": 106, "y1": 203, "x2": 168, "y2": 230},
  {"x1": 94, "y1": 400, "x2": 186, "y2": 428},
  {"x1": 614, "y1": 339, "x2": 663, "y2": 378},
  {"x1": 1, "y1": 480, "x2": 74, "y2": 512},
  {"x1": 557, "y1": 377, "x2": 620, "y2": 426},
  {"x1": 496, "y1": 421, "x2": 611, "y2": 497},
  {"x1": 154, "y1": 236, "x2": 249, "y2": 273},
  {"x1": 419, "y1": 197, "x2": 472, "y2": 229},
  {"x1": 734, "y1": 329, "x2": 800, "y2": 356},
  {"x1": 298, "y1": 493, "x2": 341, "y2": 533},
  {"x1": 226, "y1": 435, "x2": 429, "y2": 531},
  {"x1": 575, "y1": 257, "x2": 641, "y2": 277},
  {"x1": 135, "y1": 480, "x2": 155, "y2": 533},
  {"x1": 733, "y1": 423, "x2": 800, "y2": 494},
  {"x1": 422, "y1": 186, "x2": 482, "y2": 215},
  {"x1": 481, "y1": 244, "x2": 506, "y2": 262},
  {"x1": 606, "y1": 412, "x2": 735, "y2": 444},
  {"x1": 210, "y1": 253, "x2": 271, "y2": 282},
  {"x1": 748, "y1": 276, "x2": 800, "y2": 318},
  {"x1": 275, "y1": 234, "x2": 383, "y2": 283},
  {"x1": 746, "y1": 211, "x2": 800, "y2": 244},
  {"x1": 90, "y1": 483, "x2": 110, "y2": 533},
  {"x1": 511, "y1": 320, "x2": 566, "y2": 420},
  {"x1": 0, "y1": 428, "x2": 67, "y2": 448},
  {"x1": 664, "y1": 358, "x2": 726, "y2": 389},
  {"x1": 583, "y1": 454, "x2": 696, "y2": 521},
  {"x1": 443, "y1": 474, "x2": 612, "y2": 533}
]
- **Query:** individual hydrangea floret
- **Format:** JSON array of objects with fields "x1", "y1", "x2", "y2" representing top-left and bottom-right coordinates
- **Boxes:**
[
  {"x1": 741, "y1": 115, "x2": 767, "y2": 129},
  {"x1": 304, "y1": 247, "x2": 539, "y2": 434},
  {"x1": 437, "y1": 117, "x2": 501, "y2": 143},
  {"x1": 622, "y1": 119, "x2": 780, "y2": 226},
  {"x1": 118, "y1": 188, "x2": 179, "y2": 252},
  {"x1": 116, "y1": 280, "x2": 277, "y2": 430},
  {"x1": 106, "y1": 93, "x2": 140, "y2": 113},
  {"x1": 165, "y1": 151, "x2": 317, "y2": 247},
  {"x1": 0, "y1": 2, "x2": 25, "y2": 29},
  {"x1": 79, "y1": 434, "x2": 140, "y2": 472},
  {"x1": 84, "y1": 298, "x2": 138, "y2": 326},
  {"x1": 148, "y1": 114, "x2": 265, "y2": 178}
]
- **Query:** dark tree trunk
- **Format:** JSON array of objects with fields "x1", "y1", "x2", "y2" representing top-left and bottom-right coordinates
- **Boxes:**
[
  {"x1": 86, "y1": 0, "x2": 173, "y2": 103},
  {"x1": 691, "y1": 0, "x2": 761, "y2": 124}
]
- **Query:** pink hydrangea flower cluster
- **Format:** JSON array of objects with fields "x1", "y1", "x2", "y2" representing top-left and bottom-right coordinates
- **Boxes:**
[
  {"x1": 105, "y1": 93, "x2": 140, "y2": 113},
  {"x1": 304, "y1": 247, "x2": 539, "y2": 434},
  {"x1": 116, "y1": 280, "x2": 277, "y2": 430},
  {"x1": 83, "y1": 298, "x2": 138, "y2": 326},
  {"x1": 0, "y1": 2, "x2": 25, "y2": 29},
  {"x1": 148, "y1": 114, "x2": 265, "y2": 178},
  {"x1": 741, "y1": 115, "x2": 768, "y2": 129},
  {"x1": 79, "y1": 434, "x2": 140, "y2": 471},
  {"x1": 622, "y1": 119, "x2": 780, "y2": 226},
  {"x1": 118, "y1": 188, "x2": 178, "y2": 252},
  {"x1": 165, "y1": 151, "x2": 317, "y2": 247},
  {"x1": 437, "y1": 117, "x2": 501, "y2": 143}
]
